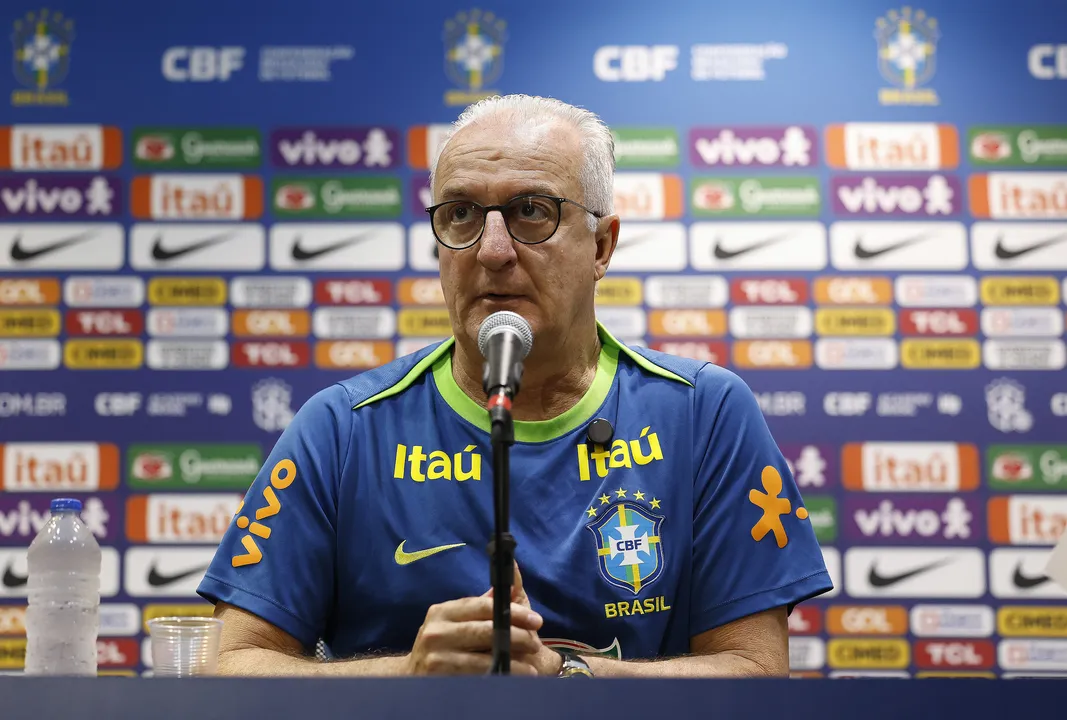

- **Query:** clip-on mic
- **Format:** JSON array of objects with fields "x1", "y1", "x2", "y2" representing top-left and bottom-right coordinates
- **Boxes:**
[{"x1": 477, "y1": 311, "x2": 534, "y2": 676}]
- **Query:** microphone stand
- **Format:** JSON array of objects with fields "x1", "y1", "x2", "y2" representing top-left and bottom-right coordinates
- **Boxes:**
[{"x1": 486, "y1": 385, "x2": 516, "y2": 675}]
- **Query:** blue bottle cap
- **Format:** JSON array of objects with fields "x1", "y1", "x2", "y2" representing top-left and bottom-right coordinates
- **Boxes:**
[{"x1": 50, "y1": 498, "x2": 82, "y2": 512}]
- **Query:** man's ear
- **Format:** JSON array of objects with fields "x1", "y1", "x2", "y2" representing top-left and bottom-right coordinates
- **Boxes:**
[{"x1": 593, "y1": 215, "x2": 621, "y2": 281}]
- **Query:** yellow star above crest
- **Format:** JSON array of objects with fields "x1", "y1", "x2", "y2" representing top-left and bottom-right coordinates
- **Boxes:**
[
  {"x1": 615, "y1": 488, "x2": 627, "y2": 499},
  {"x1": 650, "y1": 498, "x2": 661, "y2": 510},
  {"x1": 633, "y1": 490, "x2": 646, "y2": 501},
  {"x1": 599, "y1": 494, "x2": 611, "y2": 505},
  {"x1": 585, "y1": 506, "x2": 597, "y2": 518}
]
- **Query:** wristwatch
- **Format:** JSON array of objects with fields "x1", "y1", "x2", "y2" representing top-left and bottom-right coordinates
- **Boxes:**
[{"x1": 554, "y1": 648, "x2": 594, "y2": 678}]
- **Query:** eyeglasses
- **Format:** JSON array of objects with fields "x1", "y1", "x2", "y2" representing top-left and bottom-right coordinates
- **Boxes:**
[{"x1": 425, "y1": 194, "x2": 603, "y2": 250}]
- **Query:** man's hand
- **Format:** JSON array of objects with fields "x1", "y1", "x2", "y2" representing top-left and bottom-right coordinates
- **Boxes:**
[
  {"x1": 487, "y1": 562, "x2": 563, "y2": 677},
  {"x1": 403, "y1": 595, "x2": 545, "y2": 676}
]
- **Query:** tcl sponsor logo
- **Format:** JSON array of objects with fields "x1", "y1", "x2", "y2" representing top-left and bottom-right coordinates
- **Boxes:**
[
  {"x1": 315, "y1": 341, "x2": 393, "y2": 369},
  {"x1": 827, "y1": 639, "x2": 910, "y2": 669},
  {"x1": 914, "y1": 640, "x2": 994, "y2": 670},
  {"x1": 231, "y1": 310, "x2": 310, "y2": 338},
  {"x1": 787, "y1": 606, "x2": 822, "y2": 635},
  {"x1": 729, "y1": 278, "x2": 808, "y2": 305},
  {"x1": 732, "y1": 340, "x2": 812, "y2": 369},
  {"x1": 970, "y1": 173, "x2": 1067, "y2": 219},
  {"x1": 231, "y1": 341, "x2": 310, "y2": 369},
  {"x1": 826, "y1": 606, "x2": 908, "y2": 635},
  {"x1": 0, "y1": 606, "x2": 26, "y2": 635},
  {"x1": 64, "y1": 310, "x2": 142, "y2": 336},
  {"x1": 0, "y1": 126, "x2": 123, "y2": 171},
  {"x1": 649, "y1": 341, "x2": 727, "y2": 365},
  {"x1": 131, "y1": 175, "x2": 263, "y2": 220},
  {"x1": 813, "y1": 277, "x2": 893, "y2": 305},
  {"x1": 843, "y1": 497, "x2": 977, "y2": 543},
  {"x1": 0, "y1": 443, "x2": 120, "y2": 491},
  {"x1": 825, "y1": 123, "x2": 959, "y2": 170},
  {"x1": 612, "y1": 173, "x2": 684, "y2": 220},
  {"x1": 648, "y1": 310, "x2": 725, "y2": 337},
  {"x1": 315, "y1": 279, "x2": 391, "y2": 305},
  {"x1": 899, "y1": 309, "x2": 977, "y2": 336},
  {"x1": 895, "y1": 275, "x2": 978, "y2": 308},
  {"x1": 97, "y1": 638, "x2": 139, "y2": 668},
  {"x1": 988, "y1": 495, "x2": 1067, "y2": 545},
  {"x1": 126, "y1": 494, "x2": 242, "y2": 544},
  {"x1": 842, "y1": 442, "x2": 979, "y2": 492},
  {"x1": 911, "y1": 605, "x2": 995, "y2": 638},
  {"x1": 998, "y1": 607, "x2": 1067, "y2": 637},
  {"x1": 0, "y1": 278, "x2": 60, "y2": 305}
]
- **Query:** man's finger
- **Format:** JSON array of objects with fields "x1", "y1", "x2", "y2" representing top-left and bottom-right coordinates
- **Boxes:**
[
  {"x1": 434, "y1": 620, "x2": 542, "y2": 655},
  {"x1": 414, "y1": 650, "x2": 494, "y2": 676},
  {"x1": 429, "y1": 597, "x2": 542, "y2": 628}
]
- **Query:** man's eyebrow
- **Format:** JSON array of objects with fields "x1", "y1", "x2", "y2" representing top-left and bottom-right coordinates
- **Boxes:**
[{"x1": 436, "y1": 183, "x2": 564, "y2": 202}]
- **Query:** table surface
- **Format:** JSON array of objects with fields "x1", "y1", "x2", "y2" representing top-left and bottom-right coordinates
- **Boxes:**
[{"x1": 2, "y1": 676, "x2": 1064, "y2": 720}]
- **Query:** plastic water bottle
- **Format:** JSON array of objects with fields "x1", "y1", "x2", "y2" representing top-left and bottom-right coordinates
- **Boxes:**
[{"x1": 23, "y1": 498, "x2": 101, "y2": 676}]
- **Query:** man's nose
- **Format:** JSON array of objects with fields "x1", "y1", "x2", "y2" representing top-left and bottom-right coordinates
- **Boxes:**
[{"x1": 476, "y1": 210, "x2": 518, "y2": 270}]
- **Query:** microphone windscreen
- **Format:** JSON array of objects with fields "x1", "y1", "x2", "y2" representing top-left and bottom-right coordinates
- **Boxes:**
[{"x1": 477, "y1": 311, "x2": 534, "y2": 359}]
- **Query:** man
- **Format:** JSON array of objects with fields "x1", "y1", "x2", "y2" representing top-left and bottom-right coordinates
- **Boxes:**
[{"x1": 197, "y1": 94, "x2": 832, "y2": 677}]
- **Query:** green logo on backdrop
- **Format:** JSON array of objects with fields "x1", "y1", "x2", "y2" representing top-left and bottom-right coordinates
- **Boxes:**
[
  {"x1": 803, "y1": 496, "x2": 837, "y2": 544},
  {"x1": 127, "y1": 443, "x2": 262, "y2": 489},
  {"x1": 611, "y1": 128, "x2": 680, "y2": 168},
  {"x1": 969, "y1": 126, "x2": 1067, "y2": 166},
  {"x1": 131, "y1": 128, "x2": 262, "y2": 168},
  {"x1": 272, "y1": 176, "x2": 402, "y2": 217},
  {"x1": 987, "y1": 445, "x2": 1067, "y2": 491},
  {"x1": 690, "y1": 176, "x2": 821, "y2": 216}
]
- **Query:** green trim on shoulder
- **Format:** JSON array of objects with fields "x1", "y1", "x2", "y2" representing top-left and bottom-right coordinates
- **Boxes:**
[
  {"x1": 433, "y1": 335, "x2": 620, "y2": 443},
  {"x1": 596, "y1": 321, "x2": 693, "y2": 388},
  {"x1": 353, "y1": 338, "x2": 456, "y2": 410}
]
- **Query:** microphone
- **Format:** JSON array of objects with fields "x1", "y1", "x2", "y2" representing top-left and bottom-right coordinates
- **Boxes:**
[{"x1": 477, "y1": 311, "x2": 534, "y2": 413}]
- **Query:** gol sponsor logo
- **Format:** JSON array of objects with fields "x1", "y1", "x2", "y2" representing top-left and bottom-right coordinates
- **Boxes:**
[
  {"x1": 315, "y1": 341, "x2": 393, "y2": 369},
  {"x1": 398, "y1": 308, "x2": 452, "y2": 337},
  {"x1": 148, "y1": 277, "x2": 227, "y2": 306},
  {"x1": 595, "y1": 277, "x2": 642, "y2": 306},
  {"x1": 901, "y1": 339, "x2": 981, "y2": 369},
  {"x1": 0, "y1": 443, "x2": 121, "y2": 491},
  {"x1": 998, "y1": 607, "x2": 1067, "y2": 637},
  {"x1": 0, "y1": 279, "x2": 60, "y2": 305},
  {"x1": 732, "y1": 340, "x2": 812, "y2": 369},
  {"x1": 0, "y1": 606, "x2": 26, "y2": 636},
  {"x1": 814, "y1": 277, "x2": 893, "y2": 305},
  {"x1": 981, "y1": 277, "x2": 1060, "y2": 306},
  {"x1": 0, "y1": 309, "x2": 60, "y2": 337},
  {"x1": 64, "y1": 340, "x2": 144, "y2": 369},
  {"x1": 988, "y1": 495, "x2": 1067, "y2": 545},
  {"x1": 815, "y1": 308, "x2": 895, "y2": 336},
  {"x1": 648, "y1": 310, "x2": 725, "y2": 337},
  {"x1": 396, "y1": 279, "x2": 445, "y2": 306},
  {"x1": 828, "y1": 638, "x2": 910, "y2": 669},
  {"x1": 649, "y1": 341, "x2": 726, "y2": 364},
  {"x1": 827, "y1": 606, "x2": 908, "y2": 635},
  {"x1": 0, "y1": 638, "x2": 26, "y2": 669},
  {"x1": 842, "y1": 442, "x2": 979, "y2": 492},
  {"x1": 231, "y1": 310, "x2": 310, "y2": 337},
  {"x1": 314, "y1": 278, "x2": 390, "y2": 305},
  {"x1": 914, "y1": 640, "x2": 995, "y2": 670},
  {"x1": 141, "y1": 604, "x2": 215, "y2": 633}
]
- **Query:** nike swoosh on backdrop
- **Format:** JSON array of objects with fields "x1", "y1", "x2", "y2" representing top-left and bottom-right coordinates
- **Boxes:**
[
  {"x1": 994, "y1": 233, "x2": 1067, "y2": 260},
  {"x1": 2, "y1": 565, "x2": 27, "y2": 588},
  {"x1": 868, "y1": 558, "x2": 952, "y2": 588},
  {"x1": 147, "y1": 563, "x2": 210, "y2": 587},
  {"x1": 713, "y1": 233, "x2": 790, "y2": 260},
  {"x1": 10, "y1": 230, "x2": 98, "y2": 262},
  {"x1": 394, "y1": 540, "x2": 466, "y2": 566},
  {"x1": 1013, "y1": 563, "x2": 1050, "y2": 589},
  {"x1": 151, "y1": 232, "x2": 237, "y2": 261},
  {"x1": 616, "y1": 232, "x2": 661, "y2": 252},
  {"x1": 291, "y1": 232, "x2": 376, "y2": 261},
  {"x1": 853, "y1": 233, "x2": 930, "y2": 260}
]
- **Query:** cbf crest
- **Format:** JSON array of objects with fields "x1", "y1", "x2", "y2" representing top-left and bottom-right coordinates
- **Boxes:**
[
  {"x1": 587, "y1": 499, "x2": 664, "y2": 595},
  {"x1": 11, "y1": 8, "x2": 74, "y2": 107},
  {"x1": 443, "y1": 8, "x2": 506, "y2": 107},
  {"x1": 875, "y1": 6, "x2": 939, "y2": 106}
]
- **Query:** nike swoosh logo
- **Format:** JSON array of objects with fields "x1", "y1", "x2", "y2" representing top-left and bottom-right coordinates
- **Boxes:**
[
  {"x1": 713, "y1": 233, "x2": 789, "y2": 260},
  {"x1": 617, "y1": 232, "x2": 660, "y2": 252},
  {"x1": 10, "y1": 230, "x2": 98, "y2": 262},
  {"x1": 1013, "y1": 563, "x2": 1050, "y2": 589},
  {"x1": 868, "y1": 558, "x2": 952, "y2": 588},
  {"x1": 853, "y1": 233, "x2": 930, "y2": 260},
  {"x1": 394, "y1": 540, "x2": 466, "y2": 566},
  {"x1": 147, "y1": 563, "x2": 209, "y2": 587},
  {"x1": 151, "y1": 232, "x2": 236, "y2": 261},
  {"x1": 291, "y1": 232, "x2": 376, "y2": 261},
  {"x1": 2, "y1": 565, "x2": 27, "y2": 588},
  {"x1": 995, "y1": 233, "x2": 1067, "y2": 260}
]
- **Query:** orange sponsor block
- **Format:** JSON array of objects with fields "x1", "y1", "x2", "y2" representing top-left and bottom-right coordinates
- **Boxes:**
[
  {"x1": 648, "y1": 310, "x2": 726, "y2": 337},
  {"x1": 315, "y1": 341, "x2": 394, "y2": 370},
  {"x1": 0, "y1": 443, "x2": 121, "y2": 491},
  {"x1": 827, "y1": 606, "x2": 908, "y2": 635},
  {"x1": 0, "y1": 279, "x2": 60, "y2": 306},
  {"x1": 733, "y1": 340, "x2": 813, "y2": 369},
  {"x1": 988, "y1": 496, "x2": 1067, "y2": 545},
  {"x1": 231, "y1": 310, "x2": 310, "y2": 338},
  {"x1": 397, "y1": 278, "x2": 446, "y2": 306},
  {"x1": 824, "y1": 124, "x2": 959, "y2": 169},
  {"x1": 0, "y1": 126, "x2": 124, "y2": 170},
  {"x1": 841, "y1": 442, "x2": 979, "y2": 491},
  {"x1": 130, "y1": 175, "x2": 264, "y2": 220},
  {"x1": 814, "y1": 277, "x2": 893, "y2": 305}
]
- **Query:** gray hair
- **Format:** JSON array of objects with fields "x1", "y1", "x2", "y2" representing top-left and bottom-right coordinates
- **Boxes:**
[{"x1": 429, "y1": 94, "x2": 615, "y2": 230}]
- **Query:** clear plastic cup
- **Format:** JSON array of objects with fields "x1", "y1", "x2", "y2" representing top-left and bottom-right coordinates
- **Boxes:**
[{"x1": 147, "y1": 617, "x2": 223, "y2": 677}]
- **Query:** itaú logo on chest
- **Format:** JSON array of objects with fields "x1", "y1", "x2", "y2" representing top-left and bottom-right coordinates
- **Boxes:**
[
  {"x1": 393, "y1": 444, "x2": 481, "y2": 482},
  {"x1": 577, "y1": 426, "x2": 663, "y2": 481}
]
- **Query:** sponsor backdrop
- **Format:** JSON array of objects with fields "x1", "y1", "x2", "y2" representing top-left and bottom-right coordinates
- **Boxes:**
[{"x1": 0, "y1": 0, "x2": 1066, "y2": 677}]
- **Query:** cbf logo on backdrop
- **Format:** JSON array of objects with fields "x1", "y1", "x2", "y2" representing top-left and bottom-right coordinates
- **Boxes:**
[
  {"x1": 875, "y1": 6, "x2": 940, "y2": 106},
  {"x1": 443, "y1": 8, "x2": 506, "y2": 107},
  {"x1": 10, "y1": 8, "x2": 74, "y2": 107}
]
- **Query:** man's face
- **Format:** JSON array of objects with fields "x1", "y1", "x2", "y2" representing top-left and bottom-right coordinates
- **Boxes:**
[{"x1": 433, "y1": 118, "x2": 610, "y2": 351}]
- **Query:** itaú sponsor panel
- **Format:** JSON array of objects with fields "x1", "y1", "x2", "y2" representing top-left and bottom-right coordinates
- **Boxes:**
[{"x1": 841, "y1": 441, "x2": 980, "y2": 492}]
